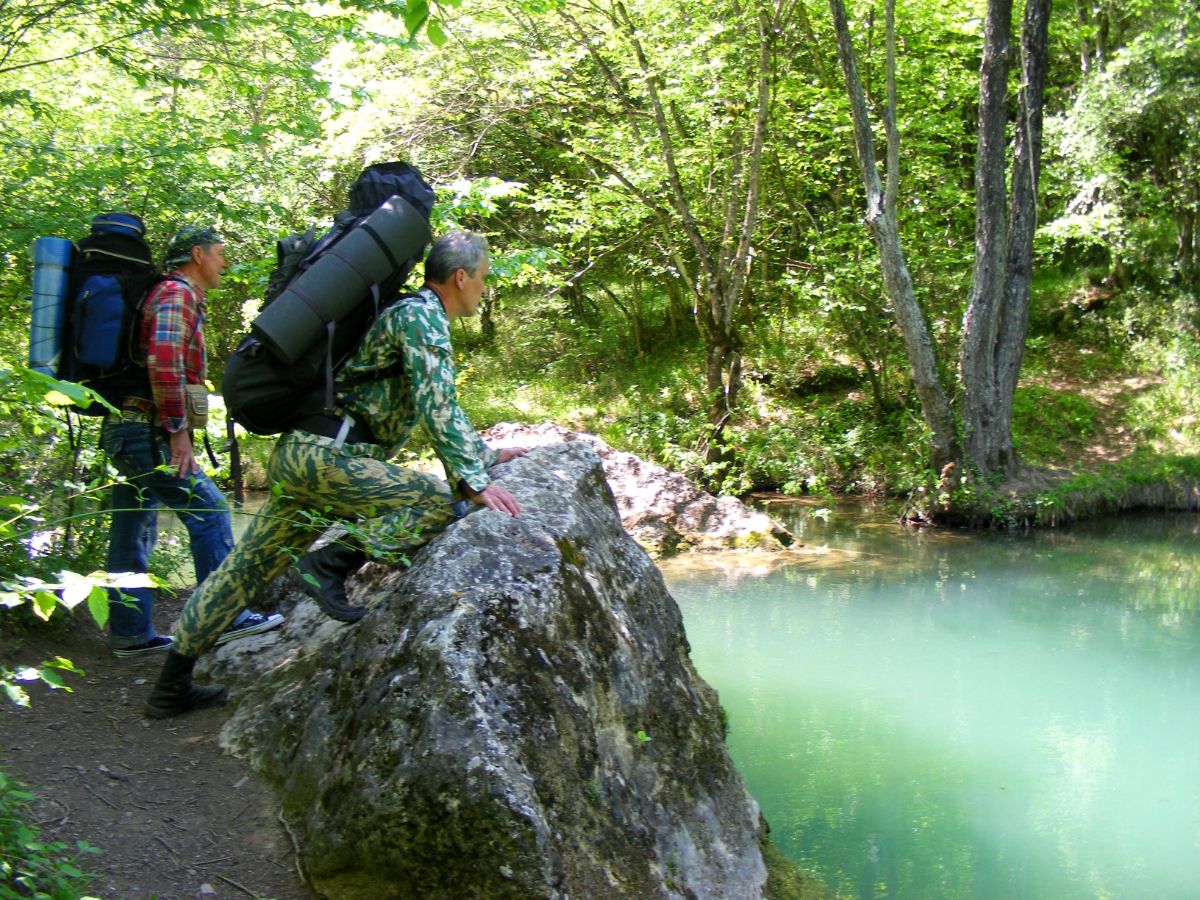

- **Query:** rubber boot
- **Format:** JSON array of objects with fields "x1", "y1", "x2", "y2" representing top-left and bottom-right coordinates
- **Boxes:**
[
  {"x1": 297, "y1": 538, "x2": 369, "y2": 623},
  {"x1": 144, "y1": 650, "x2": 228, "y2": 719}
]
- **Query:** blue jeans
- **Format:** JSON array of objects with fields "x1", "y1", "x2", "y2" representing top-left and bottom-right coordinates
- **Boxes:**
[{"x1": 100, "y1": 419, "x2": 245, "y2": 649}]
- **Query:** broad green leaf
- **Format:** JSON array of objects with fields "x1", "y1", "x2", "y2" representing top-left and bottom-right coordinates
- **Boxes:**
[
  {"x1": 404, "y1": 0, "x2": 429, "y2": 36},
  {"x1": 2, "y1": 682, "x2": 30, "y2": 708},
  {"x1": 32, "y1": 591, "x2": 58, "y2": 621},
  {"x1": 37, "y1": 668, "x2": 70, "y2": 690},
  {"x1": 427, "y1": 18, "x2": 447, "y2": 46},
  {"x1": 87, "y1": 586, "x2": 109, "y2": 629},
  {"x1": 59, "y1": 570, "x2": 95, "y2": 608},
  {"x1": 106, "y1": 572, "x2": 156, "y2": 589},
  {"x1": 44, "y1": 656, "x2": 82, "y2": 674}
]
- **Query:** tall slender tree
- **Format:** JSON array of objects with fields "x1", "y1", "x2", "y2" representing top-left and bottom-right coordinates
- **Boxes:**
[
  {"x1": 560, "y1": 0, "x2": 788, "y2": 460},
  {"x1": 827, "y1": 0, "x2": 958, "y2": 470},
  {"x1": 829, "y1": 0, "x2": 1051, "y2": 484}
]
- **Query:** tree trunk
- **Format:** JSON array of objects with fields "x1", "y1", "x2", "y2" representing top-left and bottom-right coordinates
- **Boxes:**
[
  {"x1": 998, "y1": 0, "x2": 1050, "y2": 407},
  {"x1": 605, "y1": 0, "x2": 774, "y2": 465},
  {"x1": 480, "y1": 291, "x2": 496, "y2": 345},
  {"x1": 553, "y1": 1, "x2": 778, "y2": 476},
  {"x1": 829, "y1": 0, "x2": 1050, "y2": 486},
  {"x1": 828, "y1": 0, "x2": 958, "y2": 470},
  {"x1": 1178, "y1": 185, "x2": 1199, "y2": 288},
  {"x1": 700, "y1": 281, "x2": 744, "y2": 462},
  {"x1": 959, "y1": 0, "x2": 1050, "y2": 478}
]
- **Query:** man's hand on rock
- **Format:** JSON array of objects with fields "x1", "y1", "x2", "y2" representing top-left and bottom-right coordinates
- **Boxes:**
[
  {"x1": 494, "y1": 446, "x2": 529, "y2": 464},
  {"x1": 468, "y1": 483, "x2": 521, "y2": 517}
]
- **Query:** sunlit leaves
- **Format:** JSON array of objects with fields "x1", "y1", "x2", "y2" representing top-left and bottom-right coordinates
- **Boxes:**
[
  {"x1": 1042, "y1": 5, "x2": 1200, "y2": 278},
  {"x1": 405, "y1": 0, "x2": 431, "y2": 36},
  {"x1": 427, "y1": 18, "x2": 448, "y2": 46},
  {"x1": 1, "y1": 658, "x2": 82, "y2": 706}
]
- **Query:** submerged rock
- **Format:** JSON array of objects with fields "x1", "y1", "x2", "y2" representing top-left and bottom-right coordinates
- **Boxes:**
[
  {"x1": 484, "y1": 422, "x2": 794, "y2": 557},
  {"x1": 205, "y1": 442, "x2": 770, "y2": 899}
]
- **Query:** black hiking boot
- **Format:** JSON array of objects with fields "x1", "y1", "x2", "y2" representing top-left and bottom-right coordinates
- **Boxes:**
[
  {"x1": 296, "y1": 538, "x2": 369, "y2": 623},
  {"x1": 144, "y1": 650, "x2": 228, "y2": 719}
]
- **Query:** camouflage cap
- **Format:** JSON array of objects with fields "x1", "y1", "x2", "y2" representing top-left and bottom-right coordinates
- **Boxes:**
[{"x1": 163, "y1": 224, "x2": 223, "y2": 269}]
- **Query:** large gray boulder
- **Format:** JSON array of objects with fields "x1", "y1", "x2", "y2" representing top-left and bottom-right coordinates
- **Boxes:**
[
  {"x1": 205, "y1": 442, "x2": 770, "y2": 899},
  {"x1": 483, "y1": 422, "x2": 794, "y2": 557}
]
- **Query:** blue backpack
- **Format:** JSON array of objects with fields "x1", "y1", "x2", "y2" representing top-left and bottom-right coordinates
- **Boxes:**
[{"x1": 30, "y1": 213, "x2": 165, "y2": 415}]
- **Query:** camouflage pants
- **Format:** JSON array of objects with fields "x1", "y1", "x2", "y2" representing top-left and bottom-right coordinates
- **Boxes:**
[{"x1": 173, "y1": 430, "x2": 455, "y2": 657}]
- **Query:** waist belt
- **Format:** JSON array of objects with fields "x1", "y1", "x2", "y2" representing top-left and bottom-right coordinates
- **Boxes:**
[
  {"x1": 106, "y1": 396, "x2": 156, "y2": 424},
  {"x1": 295, "y1": 413, "x2": 377, "y2": 448},
  {"x1": 121, "y1": 396, "x2": 155, "y2": 414}
]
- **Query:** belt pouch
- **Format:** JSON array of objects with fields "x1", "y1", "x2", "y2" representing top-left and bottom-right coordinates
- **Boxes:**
[{"x1": 184, "y1": 383, "x2": 210, "y2": 430}]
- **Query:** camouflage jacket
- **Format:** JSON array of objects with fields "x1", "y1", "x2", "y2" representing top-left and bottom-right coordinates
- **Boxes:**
[{"x1": 340, "y1": 287, "x2": 498, "y2": 492}]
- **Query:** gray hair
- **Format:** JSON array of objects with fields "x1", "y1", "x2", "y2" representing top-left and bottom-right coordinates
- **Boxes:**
[{"x1": 425, "y1": 231, "x2": 489, "y2": 283}]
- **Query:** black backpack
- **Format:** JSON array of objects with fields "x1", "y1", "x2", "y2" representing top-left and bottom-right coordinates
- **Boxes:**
[
  {"x1": 221, "y1": 162, "x2": 435, "y2": 435},
  {"x1": 62, "y1": 214, "x2": 163, "y2": 415}
]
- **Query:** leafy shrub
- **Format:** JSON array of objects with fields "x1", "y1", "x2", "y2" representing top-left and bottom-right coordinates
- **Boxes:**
[
  {"x1": 0, "y1": 768, "x2": 99, "y2": 899},
  {"x1": 1128, "y1": 327, "x2": 1200, "y2": 451}
]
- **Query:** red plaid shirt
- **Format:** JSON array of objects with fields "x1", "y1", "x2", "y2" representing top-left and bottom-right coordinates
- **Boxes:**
[{"x1": 140, "y1": 273, "x2": 206, "y2": 433}]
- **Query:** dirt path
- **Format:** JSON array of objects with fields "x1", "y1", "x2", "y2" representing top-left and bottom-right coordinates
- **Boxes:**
[{"x1": 1, "y1": 593, "x2": 310, "y2": 900}]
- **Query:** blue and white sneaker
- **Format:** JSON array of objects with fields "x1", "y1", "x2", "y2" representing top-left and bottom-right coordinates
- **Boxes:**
[{"x1": 215, "y1": 611, "x2": 285, "y2": 645}]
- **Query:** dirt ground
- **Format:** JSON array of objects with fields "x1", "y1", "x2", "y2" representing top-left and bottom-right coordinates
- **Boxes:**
[{"x1": 1, "y1": 591, "x2": 312, "y2": 900}]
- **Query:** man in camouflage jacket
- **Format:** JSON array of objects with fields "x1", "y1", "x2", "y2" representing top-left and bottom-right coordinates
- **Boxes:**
[{"x1": 145, "y1": 231, "x2": 526, "y2": 718}]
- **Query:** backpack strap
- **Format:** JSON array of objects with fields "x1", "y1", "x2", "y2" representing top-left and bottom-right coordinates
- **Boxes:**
[
  {"x1": 139, "y1": 274, "x2": 202, "y2": 341},
  {"x1": 359, "y1": 222, "x2": 403, "y2": 275},
  {"x1": 323, "y1": 319, "x2": 337, "y2": 414},
  {"x1": 330, "y1": 291, "x2": 422, "y2": 411}
]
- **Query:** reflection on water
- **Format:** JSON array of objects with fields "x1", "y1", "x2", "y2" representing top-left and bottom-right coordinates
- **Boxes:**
[{"x1": 665, "y1": 504, "x2": 1200, "y2": 899}]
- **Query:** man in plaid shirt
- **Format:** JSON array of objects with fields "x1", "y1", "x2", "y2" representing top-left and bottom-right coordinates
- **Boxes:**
[{"x1": 101, "y1": 225, "x2": 283, "y2": 657}]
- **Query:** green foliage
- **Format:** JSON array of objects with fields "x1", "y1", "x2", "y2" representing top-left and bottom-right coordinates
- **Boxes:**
[
  {"x1": 1042, "y1": 5, "x2": 1200, "y2": 284},
  {"x1": 0, "y1": 768, "x2": 100, "y2": 898},
  {"x1": 0, "y1": 0, "x2": 1194, "y2": 539},
  {"x1": 1127, "y1": 321, "x2": 1200, "y2": 451},
  {"x1": 0, "y1": 370, "x2": 181, "y2": 707},
  {"x1": 0, "y1": 657, "x2": 83, "y2": 710},
  {"x1": 1011, "y1": 385, "x2": 1099, "y2": 465},
  {"x1": 0, "y1": 562, "x2": 161, "y2": 708}
]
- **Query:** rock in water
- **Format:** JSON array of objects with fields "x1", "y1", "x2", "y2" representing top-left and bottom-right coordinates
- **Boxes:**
[
  {"x1": 483, "y1": 422, "x2": 794, "y2": 557},
  {"x1": 213, "y1": 442, "x2": 769, "y2": 899}
]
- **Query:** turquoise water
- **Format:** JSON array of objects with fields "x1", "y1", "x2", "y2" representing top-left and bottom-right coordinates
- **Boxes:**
[{"x1": 663, "y1": 504, "x2": 1200, "y2": 899}]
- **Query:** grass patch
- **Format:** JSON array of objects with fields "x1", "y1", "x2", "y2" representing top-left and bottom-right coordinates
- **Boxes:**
[
  {"x1": 1011, "y1": 384, "x2": 1100, "y2": 465},
  {"x1": 1127, "y1": 333, "x2": 1200, "y2": 451}
]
